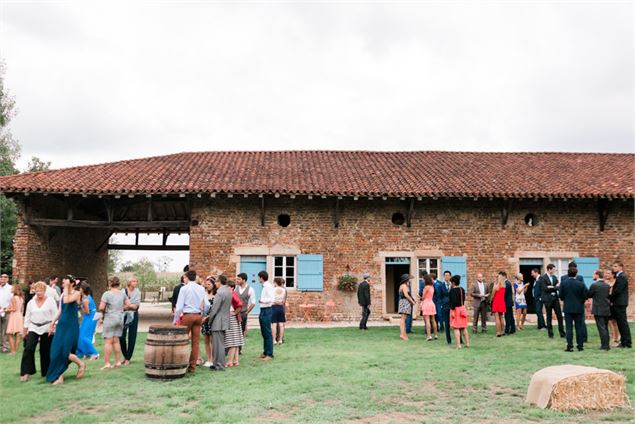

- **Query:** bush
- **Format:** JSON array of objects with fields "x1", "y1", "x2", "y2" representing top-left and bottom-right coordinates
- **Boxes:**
[{"x1": 337, "y1": 274, "x2": 358, "y2": 292}]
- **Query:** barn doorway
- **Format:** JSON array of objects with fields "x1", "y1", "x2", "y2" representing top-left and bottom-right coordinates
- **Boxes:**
[
  {"x1": 519, "y1": 258, "x2": 543, "y2": 314},
  {"x1": 385, "y1": 257, "x2": 410, "y2": 314}
]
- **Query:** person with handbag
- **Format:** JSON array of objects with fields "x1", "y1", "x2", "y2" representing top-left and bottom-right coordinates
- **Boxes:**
[{"x1": 449, "y1": 275, "x2": 470, "y2": 349}]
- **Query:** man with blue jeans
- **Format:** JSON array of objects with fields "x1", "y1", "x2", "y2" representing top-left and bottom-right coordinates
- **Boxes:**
[
  {"x1": 531, "y1": 268, "x2": 545, "y2": 330},
  {"x1": 258, "y1": 271, "x2": 275, "y2": 361}
]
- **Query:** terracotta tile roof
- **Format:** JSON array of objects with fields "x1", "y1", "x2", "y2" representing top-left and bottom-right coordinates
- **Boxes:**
[{"x1": 0, "y1": 151, "x2": 633, "y2": 199}]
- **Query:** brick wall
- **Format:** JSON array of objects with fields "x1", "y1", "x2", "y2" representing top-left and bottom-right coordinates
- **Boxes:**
[
  {"x1": 189, "y1": 197, "x2": 635, "y2": 320},
  {"x1": 12, "y1": 212, "x2": 110, "y2": 301},
  {"x1": 10, "y1": 196, "x2": 634, "y2": 321}
]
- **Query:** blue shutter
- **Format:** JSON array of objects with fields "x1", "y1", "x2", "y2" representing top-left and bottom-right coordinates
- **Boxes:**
[
  {"x1": 574, "y1": 257, "x2": 600, "y2": 288},
  {"x1": 442, "y1": 256, "x2": 467, "y2": 289},
  {"x1": 297, "y1": 254, "x2": 323, "y2": 292}
]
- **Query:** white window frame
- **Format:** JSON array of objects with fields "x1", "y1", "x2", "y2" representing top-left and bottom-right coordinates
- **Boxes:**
[
  {"x1": 273, "y1": 255, "x2": 297, "y2": 289},
  {"x1": 549, "y1": 257, "x2": 573, "y2": 280},
  {"x1": 417, "y1": 257, "x2": 440, "y2": 280}
]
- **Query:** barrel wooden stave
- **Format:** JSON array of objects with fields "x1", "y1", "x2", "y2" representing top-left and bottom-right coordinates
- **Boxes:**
[{"x1": 144, "y1": 325, "x2": 190, "y2": 380}]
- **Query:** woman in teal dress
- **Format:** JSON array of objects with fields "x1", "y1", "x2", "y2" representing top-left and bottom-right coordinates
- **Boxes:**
[
  {"x1": 76, "y1": 282, "x2": 99, "y2": 360},
  {"x1": 46, "y1": 276, "x2": 86, "y2": 385}
]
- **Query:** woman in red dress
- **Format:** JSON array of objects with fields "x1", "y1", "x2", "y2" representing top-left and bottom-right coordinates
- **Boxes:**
[{"x1": 491, "y1": 274, "x2": 507, "y2": 337}]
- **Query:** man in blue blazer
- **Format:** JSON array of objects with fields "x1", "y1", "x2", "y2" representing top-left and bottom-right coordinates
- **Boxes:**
[
  {"x1": 432, "y1": 273, "x2": 444, "y2": 332},
  {"x1": 559, "y1": 268, "x2": 589, "y2": 352},
  {"x1": 438, "y1": 271, "x2": 452, "y2": 344}
]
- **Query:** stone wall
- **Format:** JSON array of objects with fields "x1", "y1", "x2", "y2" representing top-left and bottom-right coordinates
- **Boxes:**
[{"x1": 188, "y1": 197, "x2": 635, "y2": 320}]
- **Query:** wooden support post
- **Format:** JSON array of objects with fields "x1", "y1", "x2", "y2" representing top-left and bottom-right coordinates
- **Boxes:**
[
  {"x1": 135, "y1": 231, "x2": 139, "y2": 246},
  {"x1": 66, "y1": 198, "x2": 74, "y2": 221},
  {"x1": 597, "y1": 199, "x2": 610, "y2": 231},
  {"x1": 260, "y1": 196, "x2": 265, "y2": 226},
  {"x1": 501, "y1": 198, "x2": 513, "y2": 227},
  {"x1": 147, "y1": 197, "x2": 153, "y2": 222},
  {"x1": 95, "y1": 230, "x2": 114, "y2": 252},
  {"x1": 334, "y1": 198, "x2": 340, "y2": 228},
  {"x1": 162, "y1": 231, "x2": 169, "y2": 246},
  {"x1": 406, "y1": 198, "x2": 415, "y2": 227}
]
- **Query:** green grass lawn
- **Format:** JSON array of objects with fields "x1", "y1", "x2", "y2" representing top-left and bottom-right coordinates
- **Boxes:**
[{"x1": 1, "y1": 324, "x2": 634, "y2": 423}]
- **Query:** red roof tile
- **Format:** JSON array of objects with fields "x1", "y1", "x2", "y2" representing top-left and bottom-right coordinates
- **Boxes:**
[{"x1": 0, "y1": 151, "x2": 632, "y2": 199}]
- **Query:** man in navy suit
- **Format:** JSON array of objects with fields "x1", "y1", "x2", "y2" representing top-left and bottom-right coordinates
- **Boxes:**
[
  {"x1": 439, "y1": 271, "x2": 452, "y2": 344},
  {"x1": 432, "y1": 273, "x2": 444, "y2": 332},
  {"x1": 531, "y1": 268, "x2": 545, "y2": 330},
  {"x1": 560, "y1": 267, "x2": 589, "y2": 352},
  {"x1": 562, "y1": 262, "x2": 587, "y2": 343}
]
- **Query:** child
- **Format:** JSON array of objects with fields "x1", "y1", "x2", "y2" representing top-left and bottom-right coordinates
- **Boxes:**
[{"x1": 6, "y1": 284, "x2": 25, "y2": 354}]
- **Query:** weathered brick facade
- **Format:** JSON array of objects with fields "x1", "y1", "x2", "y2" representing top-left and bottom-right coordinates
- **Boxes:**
[
  {"x1": 12, "y1": 213, "x2": 109, "y2": 300},
  {"x1": 187, "y1": 196, "x2": 635, "y2": 320}
]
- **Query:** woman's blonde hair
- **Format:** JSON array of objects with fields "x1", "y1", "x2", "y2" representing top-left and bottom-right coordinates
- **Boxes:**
[{"x1": 33, "y1": 281, "x2": 47, "y2": 292}]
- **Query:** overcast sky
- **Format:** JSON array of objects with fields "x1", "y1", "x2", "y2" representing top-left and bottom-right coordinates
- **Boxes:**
[{"x1": 1, "y1": 1, "x2": 633, "y2": 271}]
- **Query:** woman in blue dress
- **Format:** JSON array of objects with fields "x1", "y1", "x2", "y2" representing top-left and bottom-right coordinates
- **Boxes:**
[
  {"x1": 76, "y1": 282, "x2": 99, "y2": 360},
  {"x1": 46, "y1": 275, "x2": 86, "y2": 385}
]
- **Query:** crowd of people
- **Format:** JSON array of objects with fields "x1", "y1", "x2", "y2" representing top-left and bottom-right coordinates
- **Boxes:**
[
  {"x1": 0, "y1": 259, "x2": 630, "y2": 384},
  {"x1": 171, "y1": 267, "x2": 286, "y2": 373},
  {"x1": 357, "y1": 260, "x2": 632, "y2": 351},
  {"x1": 0, "y1": 274, "x2": 140, "y2": 384}
]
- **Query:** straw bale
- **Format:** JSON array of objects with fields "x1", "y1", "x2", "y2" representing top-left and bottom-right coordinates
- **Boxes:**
[{"x1": 526, "y1": 365, "x2": 629, "y2": 411}]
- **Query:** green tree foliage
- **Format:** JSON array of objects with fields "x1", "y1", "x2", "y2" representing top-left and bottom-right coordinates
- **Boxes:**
[
  {"x1": 131, "y1": 257, "x2": 157, "y2": 293},
  {"x1": 25, "y1": 156, "x2": 51, "y2": 172},
  {"x1": 0, "y1": 60, "x2": 19, "y2": 275}
]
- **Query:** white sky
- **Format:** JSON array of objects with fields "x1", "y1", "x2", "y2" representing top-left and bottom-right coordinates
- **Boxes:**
[{"x1": 1, "y1": 1, "x2": 633, "y2": 270}]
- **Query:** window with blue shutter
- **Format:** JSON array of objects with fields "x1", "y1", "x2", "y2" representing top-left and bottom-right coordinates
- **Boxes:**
[
  {"x1": 574, "y1": 257, "x2": 600, "y2": 288},
  {"x1": 297, "y1": 254, "x2": 324, "y2": 292},
  {"x1": 441, "y1": 256, "x2": 468, "y2": 290}
]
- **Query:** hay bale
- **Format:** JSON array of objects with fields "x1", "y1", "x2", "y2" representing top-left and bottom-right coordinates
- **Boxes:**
[{"x1": 526, "y1": 365, "x2": 629, "y2": 411}]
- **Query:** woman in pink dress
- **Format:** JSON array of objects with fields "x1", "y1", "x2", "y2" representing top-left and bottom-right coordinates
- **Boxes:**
[
  {"x1": 491, "y1": 274, "x2": 507, "y2": 337},
  {"x1": 419, "y1": 274, "x2": 438, "y2": 341},
  {"x1": 6, "y1": 284, "x2": 25, "y2": 354}
]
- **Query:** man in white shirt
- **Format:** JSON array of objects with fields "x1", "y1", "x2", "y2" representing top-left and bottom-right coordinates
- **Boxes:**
[
  {"x1": 258, "y1": 271, "x2": 275, "y2": 360},
  {"x1": 0, "y1": 273, "x2": 13, "y2": 352},
  {"x1": 236, "y1": 273, "x2": 256, "y2": 336}
]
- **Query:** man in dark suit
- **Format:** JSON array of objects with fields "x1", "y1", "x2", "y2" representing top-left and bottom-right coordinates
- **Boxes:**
[
  {"x1": 610, "y1": 261, "x2": 632, "y2": 348},
  {"x1": 503, "y1": 273, "x2": 516, "y2": 335},
  {"x1": 357, "y1": 273, "x2": 371, "y2": 330},
  {"x1": 531, "y1": 268, "x2": 545, "y2": 330},
  {"x1": 439, "y1": 271, "x2": 452, "y2": 344},
  {"x1": 587, "y1": 269, "x2": 611, "y2": 350},
  {"x1": 432, "y1": 273, "x2": 444, "y2": 332},
  {"x1": 540, "y1": 264, "x2": 565, "y2": 338},
  {"x1": 563, "y1": 262, "x2": 588, "y2": 343},
  {"x1": 560, "y1": 267, "x2": 589, "y2": 351}
]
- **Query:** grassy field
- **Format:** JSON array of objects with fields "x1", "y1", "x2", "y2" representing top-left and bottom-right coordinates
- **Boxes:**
[{"x1": 1, "y1": 324, "x2": 634, "y2": 423}]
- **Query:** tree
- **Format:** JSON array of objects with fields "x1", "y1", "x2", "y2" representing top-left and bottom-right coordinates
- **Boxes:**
[
  {"x1": 25, "y1": 156, "x2": 51, "y2": 173},
  {"x1": 131, "y1": 257, "x2": 157, "y2": 294},
  {"x1": 0, "y1": 60, "x2": 19, "y2": 275},
  {"x1": 155, "y1": 256, "x2": 173, "y2": 273}
]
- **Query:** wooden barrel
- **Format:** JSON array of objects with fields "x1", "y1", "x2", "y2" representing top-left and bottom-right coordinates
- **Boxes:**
[{"x1": 144, "y1": 325, "x2": 190, "y2": 380}]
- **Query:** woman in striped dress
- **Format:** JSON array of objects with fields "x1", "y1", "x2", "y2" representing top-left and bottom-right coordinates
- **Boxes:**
[{"x1": 224, "y1": 280, "x2": 244, "y2": 367}]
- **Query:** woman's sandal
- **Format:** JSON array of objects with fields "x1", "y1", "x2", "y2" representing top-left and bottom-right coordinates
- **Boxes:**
[
  {"x1": 100, "y1": 364, "x2": 113, "y2": 370},
  {"x1": 114, "y1": 362, "x2": 121, "y2": 368},
  {"x1": 225, "y1": 362, "x2": 234, "y2": 367}
]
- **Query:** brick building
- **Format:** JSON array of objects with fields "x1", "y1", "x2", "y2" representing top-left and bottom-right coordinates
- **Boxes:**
[{"x1": 0, "y1": 151, "x2": 633, "y2": 320}]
